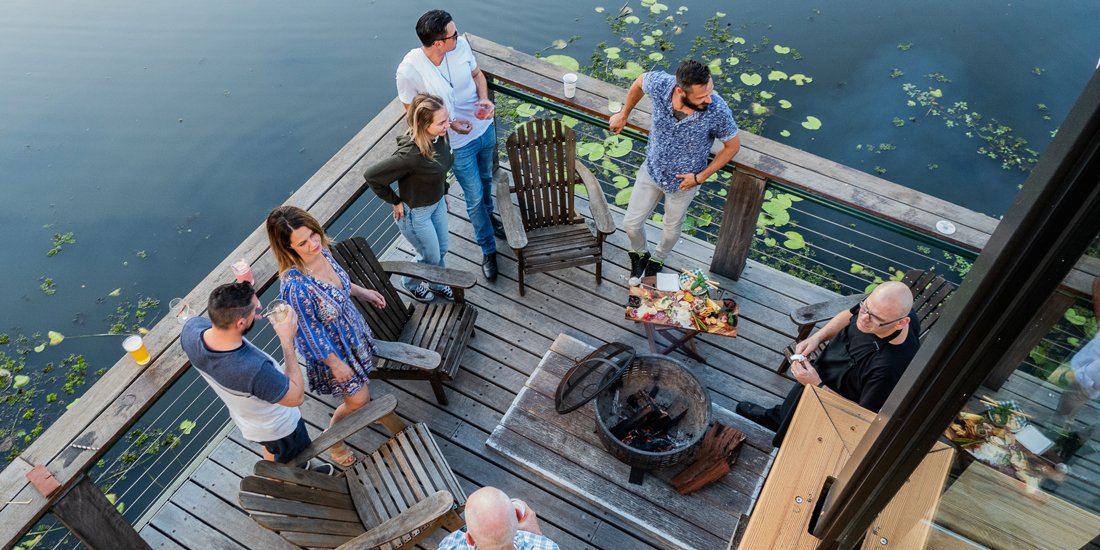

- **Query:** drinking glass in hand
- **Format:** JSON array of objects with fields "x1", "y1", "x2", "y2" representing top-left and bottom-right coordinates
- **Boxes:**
[
  {"x1": 168, "y1": 298, "x2": 193, "y2": 325},
  {"x1": 263, "y1": 299, "x2": 291, "y2": 324}
]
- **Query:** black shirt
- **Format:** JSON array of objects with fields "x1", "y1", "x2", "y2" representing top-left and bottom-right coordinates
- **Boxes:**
[
  {"x1": 362, "y1": 134, "x2": 453, "y2": 208},
  {"x1": 816, "y1": 305, "x2": 921, "y2": 412}
]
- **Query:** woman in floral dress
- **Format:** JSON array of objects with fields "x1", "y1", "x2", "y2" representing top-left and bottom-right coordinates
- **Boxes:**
[{"x1": 265, "y1": 205, "x2": 387, "y2": 467}]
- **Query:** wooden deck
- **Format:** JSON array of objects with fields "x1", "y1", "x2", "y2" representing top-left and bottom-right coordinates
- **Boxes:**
[{"x1": 137, "y1": 180, "x2": 832, "y2": 549}]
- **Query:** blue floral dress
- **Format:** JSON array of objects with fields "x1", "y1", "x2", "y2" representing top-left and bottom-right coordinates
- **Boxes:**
[{"x1": 280, "y1": 248, "x2": 377, "y2": 397}]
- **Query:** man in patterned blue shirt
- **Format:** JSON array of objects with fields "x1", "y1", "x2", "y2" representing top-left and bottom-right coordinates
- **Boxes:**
[
  {"x1": 437, "y1": 487, "x2": 559, "y2": 550},
  {"x1": 610, "y1": 60, "x2": 741, "y2": 285}
]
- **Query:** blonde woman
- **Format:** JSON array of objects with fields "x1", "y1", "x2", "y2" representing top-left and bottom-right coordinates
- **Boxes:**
[
  {"x1": 363, "y1": 93, "x2": 454, "y2": 302},
  {"x1": 265, "y1": 206, "x2": 387, "y2": 467}
]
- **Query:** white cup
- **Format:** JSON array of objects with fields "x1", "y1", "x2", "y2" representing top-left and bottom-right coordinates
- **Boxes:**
[{"x1": 562, "y1": 73, "x2": 578, "y2": 99}]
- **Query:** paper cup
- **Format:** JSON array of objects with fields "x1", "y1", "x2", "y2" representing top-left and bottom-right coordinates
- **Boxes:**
[{"x1": 562, "y1": 73, "x2": 578, "y2": 98}]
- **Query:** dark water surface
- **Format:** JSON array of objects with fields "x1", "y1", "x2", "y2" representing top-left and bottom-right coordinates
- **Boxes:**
[{"x1": 2, "y1": 0, "x2": 1097, "y2": 477}]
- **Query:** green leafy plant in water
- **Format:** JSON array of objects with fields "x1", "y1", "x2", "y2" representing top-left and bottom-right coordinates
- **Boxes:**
[
  {"x1": 38, "y1": 278, "x2": 56, "y2": 296},
  {"x1": 46, "y1": 232, "x2": 75, "y2": 257},
  {"x1": 901, "y1": 81, "x2": 1039, "y2": 172}
]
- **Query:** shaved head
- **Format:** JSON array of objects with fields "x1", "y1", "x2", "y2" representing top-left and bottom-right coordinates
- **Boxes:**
[
  {"x1": 465, "y1": 487, "x2": 517, "y2": 550},
  {"x1": 871, "y1": 281, "x2": 914, "y2": 320}
]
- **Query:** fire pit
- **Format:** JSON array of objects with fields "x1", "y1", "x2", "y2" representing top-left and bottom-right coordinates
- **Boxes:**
[{"x1": 593, "y1": 354, "x2": 711, "y2": 484}]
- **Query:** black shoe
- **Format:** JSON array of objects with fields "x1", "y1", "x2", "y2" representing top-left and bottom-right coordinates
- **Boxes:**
[
  {"x1": 628, "y1": 251, "x2": 650, "y2": 287},
  {"x1": 642, "y1": 257, "x2": 664, "y2": 278},
  {"x1": 736, "y1": 401, "x2": 780, "y2": 431},
  {"x1": 482, "y1": 253, "x2": 498, "y2": 281},
  {"x1": 491, "y1": 215, "x2": 507, "y2": 239}
]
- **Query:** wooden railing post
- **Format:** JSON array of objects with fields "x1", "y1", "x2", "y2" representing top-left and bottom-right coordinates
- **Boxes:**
[
  {"x1": 710, "y1": 171, "x2": 766, "y2": 280},
  {"x1": 51, "y1": 476, "x2": 150, "y2": 549},
  {"x1": 982, "y1": 289, "x2": 1077, "y2": 390}
]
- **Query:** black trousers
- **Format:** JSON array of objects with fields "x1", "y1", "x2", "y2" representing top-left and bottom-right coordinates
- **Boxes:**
[{"x1": 766, "y1": 383, "x2": 807, "y2": 448}]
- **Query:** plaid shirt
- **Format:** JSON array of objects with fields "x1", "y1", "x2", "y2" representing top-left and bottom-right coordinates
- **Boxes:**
[{"x1": 437, "y1": 529, "x2": 560, "y2": 550}]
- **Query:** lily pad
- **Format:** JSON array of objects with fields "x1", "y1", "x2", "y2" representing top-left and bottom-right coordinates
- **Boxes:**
[
  {"x1": 768, "y1": 70, "x2": 788, "y2": 82},
  {"x1": 595, "y1": 6, "x2": 605, "y2": 13},
  {"x1": 778, "y1": 99, "x2": 792, "y2": 109},
  {"x1": 179, "y1": 420, "x2": 197, "y2": 435},
  {"x1": 695, "y1": 213, "x2": 713, "y2": 227},
  {"x1": 780, "y1": 130, "x2": 791, "y2": 137},
  {"x1": 930, "y1": 88, "x2": 943, "y2": 98},
  {"x1": 108, "y1": 288, "x2": 121, "y2": 297},
  {"x1": 750, "y1": 103, "x2": 768, "y2": 115},
  {"x1": 759, "y1": 91, "x2": 774, "y2": 99},
  {"x1": 612, "y1": 61, "x2": 645, "y2": 80},
  {"x1": 763, "y1": 237, "x2": 777, "y2": 247},
  {"x1": 707, "y1": 58, "x2": 723, "y2": 76},
  {"x1": 604, "y1": 135, "x2": 633, "y2": 157},
  {"x1": 649, "y1": 2, "x2": 668, "y2": 14},
  {"x1": 641, "y1": 35, "x2": 656, "y2": 46},
  {"x1": 624, "y1": 15, "x2": 640, "y2": 24},
  {"x1": 651, "y1": 213, "x2": 663, "y2": 223},
  {"x1": 551, "y1": 39, "x2": 568, "y2": 50},
  {"x1": 574, "y1": 184, "x2": 588, "y2": 198},
  {"x1": 782, "y1": 231, "x2": 806, "y2": 250},
  {"x1": 561, "y1": 115, "x2": 579, "y2": 128},
  {"x1": 716, "y1": 11, "x2": 727, "y2": 17},
  {"x1": 612, "y1": 175, "x2": 631, "y2": 189},
  {"x1": 801, "y1": 116, "x2": 822, "y2": 130},
  {"x1": 13, "y1": 375, "x2": 30, "y2": 390},
  {"x1": 648, "y1": 52, "x2": 664, "y2": 61},
  {"x1": 48, "y1": 331, "x2": 64, "y2": 345},
  {"x1": 732, "y1": 36, "x2": 745, "y2": 44},
  {"x1": 541, "y1": 55, "x2": 579, "y2": 72},
  {"x1": 615, "y1": 188, "x2": 633, "y2": 206},
  {"x1": 773, "y1": 45, "x2": 791, "y2": 54},
  {"x1": 577, "y1": 142, "x2": 606, "y2": 161},
  {"x1": 516, "y1": 103, "x2": 542, "y2": 118},
  {"x1": 789, "y1": 74, "x2": 813, "y2": 86},
  {"x1": 740, "y1": 73, "x2": 762, "y2": 86},
  {"x1": 603, "y1": 47, "x2": 621, "y2": 60},
  {"x1": 850, "y1": 263, "x2": 865, "y2": 274},
  {"x1": 34, "y1": 344, "x2": 46, "y2": 353},
  {"x1": 1065, "y1": 308, "x2": 1088, "y2": 325}
]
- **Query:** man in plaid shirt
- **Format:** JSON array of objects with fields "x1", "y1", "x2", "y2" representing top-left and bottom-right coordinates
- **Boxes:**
[{"x1": 437, "y1": 487, "x2": 559, "y2": 550}]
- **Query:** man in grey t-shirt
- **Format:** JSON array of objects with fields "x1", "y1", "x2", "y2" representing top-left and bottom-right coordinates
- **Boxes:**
[{"x1": 181, "y1": 282, "x2": 309, "y2": 463}]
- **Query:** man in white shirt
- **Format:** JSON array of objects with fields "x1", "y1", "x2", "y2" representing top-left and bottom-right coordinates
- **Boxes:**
[{"x1": 396, "y1": 10, "x2": 504, "y2": 281}]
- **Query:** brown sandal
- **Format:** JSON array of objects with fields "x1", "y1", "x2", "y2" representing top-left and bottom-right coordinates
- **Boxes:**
[{"x1": 329, "y1": 443, "x2": 357, "y2": 468}]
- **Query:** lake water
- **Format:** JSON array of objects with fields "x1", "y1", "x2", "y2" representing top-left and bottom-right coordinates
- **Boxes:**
[{"x1": 2, "y1": 0, "x2": 1098, "y2": 528}]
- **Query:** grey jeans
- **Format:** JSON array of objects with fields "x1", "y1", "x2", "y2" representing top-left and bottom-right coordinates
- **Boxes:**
[{"x1": 622, "y1": 162, "x2": 698, "y2": 262}]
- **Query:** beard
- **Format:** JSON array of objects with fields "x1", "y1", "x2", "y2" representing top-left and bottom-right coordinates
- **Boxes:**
[
  {"x1": 241, "y1": 317, "x2": 257, "y2": 337},
  {"x1": 681, "y1": 95, "x2": 709, "y2": 112}
]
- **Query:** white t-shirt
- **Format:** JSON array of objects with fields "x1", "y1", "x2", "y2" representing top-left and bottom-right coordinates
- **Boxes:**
[{"x1": 395, "y1": 35, "x2": 492, "y2": 150}]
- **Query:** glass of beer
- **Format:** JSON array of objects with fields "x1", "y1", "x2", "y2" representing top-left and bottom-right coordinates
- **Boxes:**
[
  {"x1": 122, "y1": 335, "x2": 151, "y2": 366},
  {"x1": 230, "y1": 259, "x2": 254, "y2": 284},
  {"x1": 263, "y1": 299, "x2": 291, "y2": 324}
]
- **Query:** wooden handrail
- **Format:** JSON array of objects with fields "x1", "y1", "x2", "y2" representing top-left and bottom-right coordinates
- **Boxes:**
[{"x1": 465, "y1": 33, "x2": 1099, "y2": 299}]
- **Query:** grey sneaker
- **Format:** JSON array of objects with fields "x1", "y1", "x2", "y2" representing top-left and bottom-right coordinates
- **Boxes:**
[
  {"x1": 304, "y1": 458, "x2": 337, "y2": 476},
  {"x1": 431, "y1": 286, "x2": 455, "y2": 301},
  {"x1": 408, "y1": 282, "x2": 433, "y2": 303}
]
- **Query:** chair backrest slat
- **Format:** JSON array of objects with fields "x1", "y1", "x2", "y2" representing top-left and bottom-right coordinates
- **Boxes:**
[
  {"x1": 332, "y1": 237, "x2": 411, "y2": 342},
  {"x1": 505, "y1": 118, "x2": 578, "y2": 230},
  {"x1": 901, "y1": 269, "x2": 955, "y2": 339}
]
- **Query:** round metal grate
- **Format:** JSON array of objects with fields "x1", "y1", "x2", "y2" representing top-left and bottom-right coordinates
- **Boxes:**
[{"x1": 554, "y1": 342, "x2": 636, "y2": 414}]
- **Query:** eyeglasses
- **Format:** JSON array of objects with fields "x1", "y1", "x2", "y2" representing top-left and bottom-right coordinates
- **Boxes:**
[
  {"x1": 439, "y1": 31, "x2": 458, "y2": 43},
  {"x1": 858, "y1": 300, "x2": 906, "y2": 327}
]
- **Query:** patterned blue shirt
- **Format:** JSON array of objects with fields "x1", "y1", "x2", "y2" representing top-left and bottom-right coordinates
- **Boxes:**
[
  {"x1": 642, "y1": 71, "x2": 739, "y2": 193},
  {"x1": 437, "y1": 529, "x2": 560, "y2": 550}
]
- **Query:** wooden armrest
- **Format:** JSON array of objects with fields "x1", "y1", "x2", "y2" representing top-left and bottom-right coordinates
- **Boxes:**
[
  {"x1": 373, "y1": 340, "x2": 441, "y2": 370},
  {"x1": 576, "y1": 162, "x2": 615, "y2": 235},
  {"x1": 286, "y1": 393, "x2": 399, "y2": 468},
  {"x1": 790, "y1": 293, "x2": 865, "y2": 327},
  {"x1": 493, "y1": 169, "x2": 528, "y2": 250},
  {"x1": 379, "y1": 261, "x2": 477, "y2": 289},
  {"x1": 336, "y1": 491, "x2": 455, "y2": 550}
]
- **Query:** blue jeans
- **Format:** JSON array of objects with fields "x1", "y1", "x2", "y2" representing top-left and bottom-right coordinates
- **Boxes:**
[
  {"x1": 396, "y1": 197, "x2": 449, "y2": 291},
  {"x1": 451, "y1": 123, "x2": 497, "y2": 255}
]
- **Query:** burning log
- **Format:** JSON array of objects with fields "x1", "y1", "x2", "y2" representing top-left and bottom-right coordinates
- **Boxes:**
[{"x1": 671, "y1": 422, "x2": 746, "y2": 495}]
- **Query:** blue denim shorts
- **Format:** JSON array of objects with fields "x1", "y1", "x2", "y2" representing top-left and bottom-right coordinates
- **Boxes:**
[{"x1": 260, "y1": 417, "x2": 310, "y2": 463}]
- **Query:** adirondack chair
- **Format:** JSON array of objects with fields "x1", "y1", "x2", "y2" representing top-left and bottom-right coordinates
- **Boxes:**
[
  {"x1": 331, "y1": 236, "x2": 478, "y2": 406},
  {"x1": 777, "y1": 269, "x2": 955, "y2": 373},
  {"x1": 495, "y1": 118, "x2": 616, "y2": 296},
  {"x1": 239, "y1": 394, "x2": 467, "y2": 550}
]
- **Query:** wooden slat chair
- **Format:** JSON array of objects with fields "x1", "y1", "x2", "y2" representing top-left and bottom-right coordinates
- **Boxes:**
[
  {"x1": 777, "y1": 269, "x2": 955, "y2": 373},
  {"x1": 239, "y1": 394, "x2": 467, "y2": 550},
  {"x1": 331, "y1": 237, "x2": 478, "y2": 406},
  {"x1": 495, "y1": 118, "x2": 615, "y2": 296}
]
